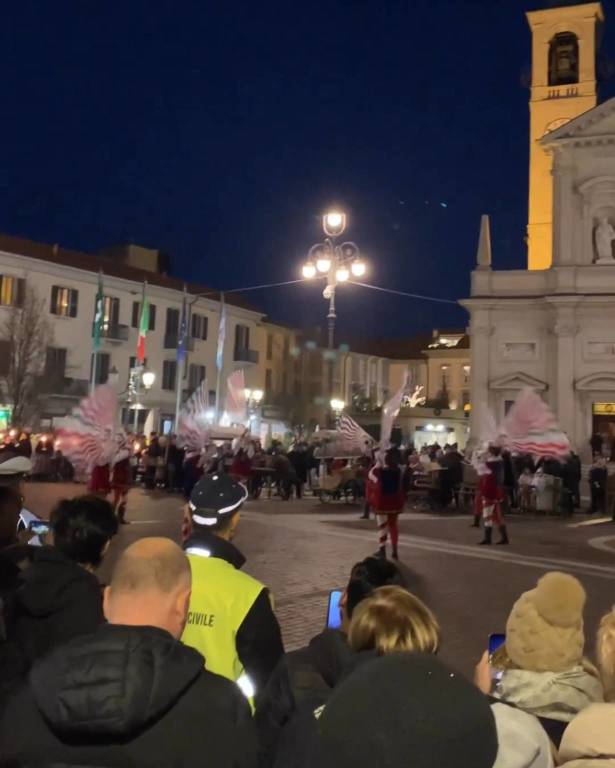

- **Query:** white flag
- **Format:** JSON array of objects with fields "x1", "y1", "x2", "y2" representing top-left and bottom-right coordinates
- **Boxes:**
[{"x1": 380, "y1": 372, "x2": 408, "y2": 448}]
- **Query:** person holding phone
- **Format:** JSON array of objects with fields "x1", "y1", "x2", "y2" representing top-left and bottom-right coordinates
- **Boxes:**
[{"x1": 6, "y1": 495, "x2": 118, "y2": 671}]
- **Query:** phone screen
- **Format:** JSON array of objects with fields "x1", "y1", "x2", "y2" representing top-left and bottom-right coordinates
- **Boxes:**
[
  {"x1": 488, "y1": 632, "x2": 506, "y2": 659},
  {"x1": 326, "y1": 589, "x2": 343, "y2": 630},
  {"x1": 28, "y1": 520, "x2": 50, "y2": 536}
]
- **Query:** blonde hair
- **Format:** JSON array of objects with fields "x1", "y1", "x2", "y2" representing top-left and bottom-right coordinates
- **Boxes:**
[
  {"x1": 597, "y1": 608, "x2": 615, "y2": 701},
  {"x1": 348, "y1": 585, "x2": 440, "y2": 656}
]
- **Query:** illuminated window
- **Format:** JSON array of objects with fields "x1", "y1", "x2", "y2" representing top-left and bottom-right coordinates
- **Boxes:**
[
  {"x1": 191, "y1": 313, "x2": 208, "y2": 340},
  {"x1": 102, "y1": 296, "x2": 119, "y2": 330},
  {"x1": 0, "y1": 276, "x2": 25, "y2": 307},
  {"x1": 463, "y1": 365, "x2": 471, "y2": 384},
  {"x1": 50, "y1": 286, "x2": 78, "y2": 318}
]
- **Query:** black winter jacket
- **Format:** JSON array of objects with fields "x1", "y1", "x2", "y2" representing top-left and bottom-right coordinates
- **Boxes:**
[
  {"x1": 0, "y1": 624, "x2": 258, "y2": 768},
  {"x1": 7, "y1": 545, "x2": 104, "y2": 667}
]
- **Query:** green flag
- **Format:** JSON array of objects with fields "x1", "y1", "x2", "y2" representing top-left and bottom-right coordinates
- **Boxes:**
[{"x1": 92, "y1": 272, "x2": 104, "y2": 351}]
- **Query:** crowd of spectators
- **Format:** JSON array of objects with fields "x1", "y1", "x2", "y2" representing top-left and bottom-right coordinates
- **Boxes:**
[{"x1": 1, "y1": 470, "x2": 615, "y2": 767}]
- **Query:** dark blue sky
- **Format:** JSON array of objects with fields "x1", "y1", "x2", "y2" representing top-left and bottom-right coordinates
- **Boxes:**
[{"x1": 2, "y1": 1, "x2": 615, "y2": 337}]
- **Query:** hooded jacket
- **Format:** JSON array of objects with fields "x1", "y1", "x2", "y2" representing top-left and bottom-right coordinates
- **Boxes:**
[
  {"x1": 7, "y1": 545, "x2": 104, "y2": 666},
  {"x1": 558, "y1": 703, "x2": 615, "y2": 768},
  {"x1": 0, "y1": 623, "x2": 257, "y2": 768}
]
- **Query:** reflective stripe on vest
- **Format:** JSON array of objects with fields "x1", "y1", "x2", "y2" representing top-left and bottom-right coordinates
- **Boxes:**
[{"x1": 181, "y1": 553, "x2": 263, "y2": 694}]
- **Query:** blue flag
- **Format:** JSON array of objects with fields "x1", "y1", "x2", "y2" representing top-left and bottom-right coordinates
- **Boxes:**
[{"x1": 177, "y1": 294, "x2": 187, "y2": 364}]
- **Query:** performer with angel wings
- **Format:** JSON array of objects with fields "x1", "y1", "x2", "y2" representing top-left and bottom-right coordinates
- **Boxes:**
[
  {"x1": 471, "y1": 388, "x2": 570, "y2": 546},
  {"x1": 57, "y1": 385, "x2": 131, "y2": 522}
]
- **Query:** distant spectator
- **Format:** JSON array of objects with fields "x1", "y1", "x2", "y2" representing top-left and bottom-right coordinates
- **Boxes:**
[
  {"x1": 589, "y1": 456, "x2": 608, "y2": 515},
  {"x1": 0, "y1": 537, "x2": 258, "y2": 767}
]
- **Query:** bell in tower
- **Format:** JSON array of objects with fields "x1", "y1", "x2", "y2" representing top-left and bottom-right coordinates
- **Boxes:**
[{"x1": 549, "y1": 32, "x2": 579, "y2": 85}]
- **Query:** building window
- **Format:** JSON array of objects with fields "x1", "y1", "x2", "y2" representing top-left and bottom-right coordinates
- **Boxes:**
[
  {"x1": 129, "y1": 356, "x2": 148, "y2": 372},
  {"x1": 0, "y1": 276, "x2": 25, "y2": 307},
  {"x1": 235, "y1": 324, "x2": 250, "y2": 352},
  {"x1": 266, "y1": 333, "x2": 273, "y2": 361},
  {"x1": 162, "y1": 360, "x2": 177, "y2": 390},
  {"x1": 91, "y1": 352, "x2": 110, "y2": 385},
  {"x1": 191, "y1": 313, "x2": 208, "y2": 340},
  {"x1": 549, "y1": 32, "x2": 579, "y2": 86},
  {"x1": 462, "y1": 365, "x2": 471, "y2": 385},
  {"x1": 0, "y1": 340, "x2": 10, "y2": 376},
  {"x1": 283, "y1": 336, "x2": 290, "y2": 361},
  {"x1": 131, "y1": 301, "x2": 156, "y2": 330},
  {"x1": 50, "y1": 286, "x2": 78, "y2": 318},
  {"x1": 208, "y1": 389, "x2": 216, "y2": 407},
  {"x1": 440, "y1": 364, "x2": 451, "y2": 387},
  {"x1": 265, "y1": 368, "x2": 272, "y2": 395},
  {"x1": 188, "y1": 363, "x2": 206, "y2": 390},
  {"x1": 45, "y1": 347, "x2": 67, "y2": 378},
  {"x1": 102, "y1": 297, "x2": 120, "y2": 329},
  {"x1": 166, "y1": 307, "x2": 179, "y2": 335}
]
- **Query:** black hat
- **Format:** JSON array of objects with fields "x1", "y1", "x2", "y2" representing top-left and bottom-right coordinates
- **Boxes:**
[
  {"x1": 189, "y1": 473, "x2": 248, "y2": 527},
  {"x1": 317, "y1": 654, "x2": 498, "y2": 768}
]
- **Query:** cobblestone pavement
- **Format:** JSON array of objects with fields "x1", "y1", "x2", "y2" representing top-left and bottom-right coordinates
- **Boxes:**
[{"x1": 26, "y1": 483, "x2": 615, "y2": 677}]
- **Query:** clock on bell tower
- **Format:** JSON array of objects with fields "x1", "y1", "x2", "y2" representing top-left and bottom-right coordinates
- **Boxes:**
[{"x1": 526, "y1": 2, "x2": 604, "y2": 270}]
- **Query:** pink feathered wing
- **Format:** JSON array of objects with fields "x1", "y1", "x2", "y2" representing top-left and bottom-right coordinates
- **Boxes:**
[
  {"x1": 502, "y1": 388, "x2": 570, "y2": 459},
  {"x1": 57, "y1": 385, "x2": 124, "y2": 470}
]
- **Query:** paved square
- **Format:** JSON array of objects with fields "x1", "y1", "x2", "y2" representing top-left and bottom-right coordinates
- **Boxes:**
[{"x1": 26, "y1": 483, "x2": 615, "y2": 677}]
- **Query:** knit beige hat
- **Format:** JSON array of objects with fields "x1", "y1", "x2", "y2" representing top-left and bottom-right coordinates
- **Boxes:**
[{"x1": 506, "y1": 572, "x2": 586, "y2": 673}]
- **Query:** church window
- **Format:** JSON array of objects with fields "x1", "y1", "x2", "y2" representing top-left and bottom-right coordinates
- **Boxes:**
[{"x1": 548, "y1": 32, "x2": 579, "y2": 86}]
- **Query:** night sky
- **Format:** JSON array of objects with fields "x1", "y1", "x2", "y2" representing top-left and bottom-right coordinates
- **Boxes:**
[{"x1": 3, "y1": 1, "x2": 615, "y2": 338}]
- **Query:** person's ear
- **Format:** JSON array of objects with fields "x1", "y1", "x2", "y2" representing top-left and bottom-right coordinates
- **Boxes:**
[
  {"x1": 103, "y1": 586, "x2": 112, "y2": 622},
  {"x1": 175, "y1": 587, "x2": 192, "y2": 634}
]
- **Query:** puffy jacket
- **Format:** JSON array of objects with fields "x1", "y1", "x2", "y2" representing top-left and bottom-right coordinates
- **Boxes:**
[
  {"x1": 559, "y1": 703, "x2": 615, "y2": 768},
  {"x1": 0, "y1": 623, "x2": 258, "y2": 767},
  {"x1": 7, "y1": 544, "x2": 104, "y2": 667}
]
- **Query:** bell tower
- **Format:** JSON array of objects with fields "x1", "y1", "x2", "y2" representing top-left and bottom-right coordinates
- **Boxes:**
[{"x1": 526, "y1": 2, "x2": 604, "y2": 270}]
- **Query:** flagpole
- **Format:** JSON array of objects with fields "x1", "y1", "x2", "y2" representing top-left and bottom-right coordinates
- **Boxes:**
[
  {"x1": 215, "y1": 291, "x2": 225, "y2": 424},
  {"x1": 174, "y1": 285, "x2": 187, "y2": 430},
  {"x1": 90, "y1": 270, "x2": 104, "y2": 395}
]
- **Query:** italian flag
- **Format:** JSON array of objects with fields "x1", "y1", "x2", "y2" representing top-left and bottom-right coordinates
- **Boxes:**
[{"x1": 136, "y1": 294, "x2": 149, "y2": 364}]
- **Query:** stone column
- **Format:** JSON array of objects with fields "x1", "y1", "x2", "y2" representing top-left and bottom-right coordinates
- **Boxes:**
[
  {"x1": 468, "y1": 309, "x2": 492, "y2": 439},
  {"x1": 551, "y1": 302, "x2": 578, "y2": 439}
]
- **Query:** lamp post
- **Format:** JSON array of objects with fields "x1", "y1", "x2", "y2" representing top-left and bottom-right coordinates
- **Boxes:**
[
  {"x1": 128, "y1": 366, "x2": 156, "y2": 432},
  {"x1": 302, "y1": 211, "x2": 366, "y2": 416},
  {"x1": 245, "y1": 388, "x2": 264, "y2": 434}
]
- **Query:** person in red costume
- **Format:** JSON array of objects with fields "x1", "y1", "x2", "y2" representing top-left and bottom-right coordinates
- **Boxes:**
[
  {"x1": 477, "y1": 458, "x2": 509, "y2": 546},
  {"x1": 368, "y1": 449, "x2": 406, "y2": 560},
  {"x1": 111, "y1": 445, "x2": 132, "y2": 524},
  {"x1": 88, "y1": 461, "x2": 111, "y2": 497}
]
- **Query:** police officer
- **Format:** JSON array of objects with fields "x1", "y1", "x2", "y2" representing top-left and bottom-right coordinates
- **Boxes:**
[
  {"x1": 181, "y1": 472, "x2": 285, "y2": 707},
  {"x1": 0, "y1": 452, "x2": 44, "y2": 544}
]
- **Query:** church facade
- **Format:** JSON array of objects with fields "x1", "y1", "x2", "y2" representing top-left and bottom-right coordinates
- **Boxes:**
[{"x1": 462, "y1": 2, "x2": 615, "y2": 459}]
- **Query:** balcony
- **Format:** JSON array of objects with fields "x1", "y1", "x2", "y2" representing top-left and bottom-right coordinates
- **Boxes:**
[
  {"x1": 164, "y1": 333, "x2": 195, "y2": 351},
  {"x1": 37, "y1": 377, "x2": 89, "y2": 398},
  {"x1": 92, "y1": 324, "x2": 129, "y2": 342},
  {"x1": 234, "y1": 347, "x2": 259, "y2": 364}
]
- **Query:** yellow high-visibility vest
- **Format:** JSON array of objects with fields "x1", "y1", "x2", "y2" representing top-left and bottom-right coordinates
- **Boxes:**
[{"x1": 181, "y1": 552, "x2": 264, "y2": 694}]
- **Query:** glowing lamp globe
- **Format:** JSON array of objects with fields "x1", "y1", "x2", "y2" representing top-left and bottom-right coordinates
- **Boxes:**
[
  {"x1": 142, "y1": 370, "x2": 156, "y2": 389},
  {"x1": 336, "y1": 267, "x2": 350, "y2": 282},
  {"x1": 302, "y1": 262, "x2": 316, "y2": 279},
  {"x1": 351, "y1": 260, "x2": 366, "y2": 277}
]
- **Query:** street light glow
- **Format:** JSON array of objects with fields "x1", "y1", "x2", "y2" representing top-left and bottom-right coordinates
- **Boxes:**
[
  {"x1": 302, "y1": 262, "x2": 316, "y2": 279},
  {"x1": 330, "y1": 398, "x2": 345, "y2": 412},
  {"x1": 142, "y1": 370, "x2": 156, "y2": 389},
  {"x1": 351, "y1": 260, "x2": 366, "y2": 277},
  {"x1": 336, "y1": 267, "x2": 350, "y2": 282},
  {"x1": 244, "y1": 388, "x2": 252, "y2": 400},
  {"x1": 316, "y1": 257, "x2": 331, "y2": 273},
  {"x1": 252, "y1": 389, "x2": 264, "y2": 403},
  {"x1": 323, "y1": 211, "x2": 346, "y2": 236}
]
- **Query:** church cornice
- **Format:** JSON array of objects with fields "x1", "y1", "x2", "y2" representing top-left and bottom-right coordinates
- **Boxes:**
[{"x1": 541, "y1": 97, "x2": 615, "y2": 146}]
